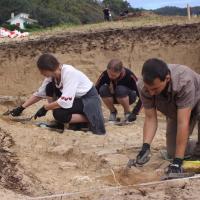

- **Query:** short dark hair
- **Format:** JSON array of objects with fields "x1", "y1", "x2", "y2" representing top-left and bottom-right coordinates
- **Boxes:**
[
  {"x1": 107, "y1": 59, "x2": 123, "y2": 73},
  {"x1": 37, "y1": 53, "x2": 60, "y2": 71},
  {"x1": 142, "y1": 58, "x2": 169, "y2": 85}
]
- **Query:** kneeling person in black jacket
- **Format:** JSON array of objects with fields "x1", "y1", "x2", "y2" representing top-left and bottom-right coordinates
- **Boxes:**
[{"x1": 96, "y1": 59, "x2": 142, "y2": 122}]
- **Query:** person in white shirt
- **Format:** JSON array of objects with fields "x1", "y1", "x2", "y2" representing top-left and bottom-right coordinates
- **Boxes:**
[{"x1": 10, "y1": 53, "x2": 106, "y2": 135}]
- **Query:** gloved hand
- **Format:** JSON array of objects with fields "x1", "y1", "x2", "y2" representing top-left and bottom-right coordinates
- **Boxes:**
[
  {"x1": 10, "y1": 106, "x2": 25, "y2": 116},
  {"x1": 34, "y1": 106, "x2": 48, "y2": 119},
  {"x1": 127, "y1": 112, "x2": 137, "y2": 122},
  {"x1": 166, "y1": 158, "x2": 183, "y2": 174},
  {"x1": 136, "y1": 143, "x2": 151, "y2": 165}
]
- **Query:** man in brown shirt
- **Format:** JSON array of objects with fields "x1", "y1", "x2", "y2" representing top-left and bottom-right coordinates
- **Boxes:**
[{"x1": 135, "y1": 58, "x2": 200, "y2": 174}]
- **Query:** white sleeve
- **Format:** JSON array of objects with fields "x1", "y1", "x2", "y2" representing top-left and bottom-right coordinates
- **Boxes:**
[
  {"x1": 33, "y1": 78, "x2": 52, "y2": 98},
  {"x1": 57, "y1": 70, "x2": 79, "y2": 109}
]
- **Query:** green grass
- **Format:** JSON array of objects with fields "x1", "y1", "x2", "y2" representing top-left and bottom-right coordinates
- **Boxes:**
[
  {"x1": 31, "y1": 15, "x2": 200, "y2": 37},
  {"x1": 1, "y1": 15, "x2": 200, "y2": 43}
]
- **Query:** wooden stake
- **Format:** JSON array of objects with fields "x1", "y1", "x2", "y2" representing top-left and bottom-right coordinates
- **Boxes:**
[{"x1": 187, "y1": 4, "x2": 191, "y2": 21}]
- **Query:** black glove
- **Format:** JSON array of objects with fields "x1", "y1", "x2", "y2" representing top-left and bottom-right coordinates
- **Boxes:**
[
  {"x1": 127, "y1": 112, "x2": 137, "y2": 122},
  {"x1": 34, "y1": 106, "x2": 48, "y2": 119},
  {"x1": 167, "y1": 158, "x2": 183, "y2": 174},
  {"x1": 136, "y1": 143, "x2": 151, "y2": 165},
  {"x1": 10, "y1": 106, "x2": 25, "y2": 116}
]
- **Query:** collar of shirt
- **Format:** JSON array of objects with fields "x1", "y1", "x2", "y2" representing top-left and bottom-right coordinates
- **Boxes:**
[{"x1": 117, "y1": 68, "x2": 126, "y2": 81}]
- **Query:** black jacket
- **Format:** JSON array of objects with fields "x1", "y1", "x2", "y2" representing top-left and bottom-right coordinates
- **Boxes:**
[{"x1": 96, "y1": 67, "x2": 142, "y2": 115}]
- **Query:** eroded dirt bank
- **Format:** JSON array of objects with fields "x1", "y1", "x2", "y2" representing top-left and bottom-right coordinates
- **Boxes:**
[{"x1": 0, "y1": 23, "x2": 200, "y2": 96}]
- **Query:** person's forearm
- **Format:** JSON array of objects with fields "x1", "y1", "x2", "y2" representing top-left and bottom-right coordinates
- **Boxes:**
[
  {"x1": 175, "y1": 124, "x2": 189, "y2": 158},
  {"x1": 143, "y1": 116, "x2": 158, "y2": 144},
  {"x1": 22, "y1": 95, "x2": 42, "y2": 108},
  {"x1": 44, "y1": 101, "x2": 61, "y2": 110}
]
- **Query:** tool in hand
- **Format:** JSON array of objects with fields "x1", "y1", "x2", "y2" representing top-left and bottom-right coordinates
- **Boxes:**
[
  {"x1": 10, "y1": 115, "x2": 34, "y2": 122},
  {"x1": 126, "y1": 159, "x2": 138, "y2": 168},
  {"x1": 2, "y1": 109, "x2": 11, "y2": 116}
]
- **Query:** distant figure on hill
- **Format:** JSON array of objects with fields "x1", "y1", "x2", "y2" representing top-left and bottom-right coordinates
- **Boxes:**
[{"x1": 103, "y1": 7, "x2": 111, "y2": 21}]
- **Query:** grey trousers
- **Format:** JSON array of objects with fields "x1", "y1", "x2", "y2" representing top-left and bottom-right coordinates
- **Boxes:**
[
  {"x1": 99, "y1": 84, "x2": 137, "y2": 105},
  {"x1": 166, "y1": 103, "x2": 200, "y2": 158},
  {"x1": 166, "y1": 118, "x2": 197, "y2": 157}
]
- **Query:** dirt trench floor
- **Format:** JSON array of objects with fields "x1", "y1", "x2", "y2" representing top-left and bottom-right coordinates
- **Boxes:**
[{"x1": 0, "y1": 100, "x2": 199, "y2": 200}]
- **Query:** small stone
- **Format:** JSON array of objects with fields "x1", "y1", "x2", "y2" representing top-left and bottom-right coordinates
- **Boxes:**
[
  {"x1": 71, "y1": 176, "x2": 92, "y2": 185},
  {"x1": 59, "y1": 162, "x2": 78, "y2": 170},
  {"x1": 97, "y1": 149, "x2": 117, "y2": 156},
  {"x1": 103, "y1": 154, "x2": 128, "y2": 166},
  {"x1": 48, "y1": 145, "x2": 73, "y2": 156}
]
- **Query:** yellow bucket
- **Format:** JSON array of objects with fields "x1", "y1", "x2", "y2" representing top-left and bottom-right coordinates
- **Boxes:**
[{"x1": 183, "y1": 160, "x2": 200, "y2": 173}]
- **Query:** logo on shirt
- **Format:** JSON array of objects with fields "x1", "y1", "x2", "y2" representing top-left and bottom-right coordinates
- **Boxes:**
[{"x1": 61, "y1": 96, "x2": 73, "y2": 101}]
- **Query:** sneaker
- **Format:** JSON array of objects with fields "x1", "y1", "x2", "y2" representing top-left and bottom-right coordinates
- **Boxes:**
[
  {"x1": 109, "y1": 111, "x2": 117, "y2": 122},
  {"x1": 127, "y1": 112, "x2": 137, "y2": 122},
  {"x1": 46, "y1": 121, "x2": 64, "y2": 133},
  {"x1": 123, "y1": 112, "x2": 132, "y2": 122},
  {"x1": 68, "y1": 123, "x2": 89, "y2": 132},
  {"x1": 36, "y1": 121, "x2": 64, "y2": 133}
]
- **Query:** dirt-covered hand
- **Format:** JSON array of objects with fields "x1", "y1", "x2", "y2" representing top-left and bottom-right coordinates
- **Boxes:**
[
  {"x1": 136, "y1": 143, "x2": 151, "y2": 165},
  {"x1": 10, "y1": 106, "x2": 25, "y2": 117},
  {"x1": 34, "y1": 106, "x2": 48, "y2": 119}
]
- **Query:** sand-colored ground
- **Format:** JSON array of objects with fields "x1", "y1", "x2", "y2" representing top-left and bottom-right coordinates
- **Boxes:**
[
  {"x1": 0, "y1": 102, "x2": 199, "y2": 200},
  {"x1": 0, "y1": 20, "x2": 200, "y2": 199}
]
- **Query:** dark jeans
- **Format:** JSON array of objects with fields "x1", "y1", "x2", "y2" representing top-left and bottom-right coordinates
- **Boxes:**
[{"x1": 99, "y1": 84, "x2": 137, "y2": 105}]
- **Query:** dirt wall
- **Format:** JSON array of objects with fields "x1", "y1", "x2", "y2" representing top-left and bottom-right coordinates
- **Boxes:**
[{"x1": 0, "y1": 23, "x2": 200, "y2": 96}]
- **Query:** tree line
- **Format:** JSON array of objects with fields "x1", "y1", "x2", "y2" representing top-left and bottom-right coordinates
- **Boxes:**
[
  {"x1": 0, "y1": 0, "x2": 133, "y2": 28},
  {"x1": 154, "y1": 6, "x2": 200, "y2": 16}
]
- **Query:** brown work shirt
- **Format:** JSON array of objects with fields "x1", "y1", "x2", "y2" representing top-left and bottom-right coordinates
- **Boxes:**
[{"x1": 137, "y1": 64, "x2": 200, "y2": 119}]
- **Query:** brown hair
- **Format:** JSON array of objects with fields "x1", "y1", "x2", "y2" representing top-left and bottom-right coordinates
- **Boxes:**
[{"x1": 37, "y1": 53, "x2": 60, "y2": 71}]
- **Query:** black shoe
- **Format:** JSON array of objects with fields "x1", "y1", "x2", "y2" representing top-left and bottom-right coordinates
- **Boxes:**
[
  {"x1": 46, "y1": 121, "x2": 64, "y2": 133},
  {"x1": 68, "y1": 123, "x2": 89, "y2": 132}
]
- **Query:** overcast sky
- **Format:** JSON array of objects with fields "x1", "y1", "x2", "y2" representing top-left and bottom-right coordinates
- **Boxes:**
[{"x1": 128, "y1": 0, "x2": 200, "y2": 9}]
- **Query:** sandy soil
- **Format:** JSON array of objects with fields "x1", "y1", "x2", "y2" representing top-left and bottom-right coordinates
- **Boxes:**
[
  {"x1": 0, "y1": 22, "x2": 200, "y2": 199},
  {"x1": 0, "y1": 102, "x2": 199, "y2": 200}
]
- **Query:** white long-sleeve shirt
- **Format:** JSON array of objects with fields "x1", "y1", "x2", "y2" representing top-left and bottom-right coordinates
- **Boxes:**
[{"x1": 34, "y1": 64, "x2": 93, "y2": 108}]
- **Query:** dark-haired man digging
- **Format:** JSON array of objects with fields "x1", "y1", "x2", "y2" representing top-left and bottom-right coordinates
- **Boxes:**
[
  {"x1": 9, "y1": 53, "x2": 106, "y2": 135},
  {"x1": 133, "y1": 58, "x2": 200, "y2": 175}
]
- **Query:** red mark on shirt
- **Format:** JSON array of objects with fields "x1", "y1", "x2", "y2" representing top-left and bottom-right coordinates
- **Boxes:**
[{"x1": 61, "y1": 96, "x2": 73, "y2": 101}]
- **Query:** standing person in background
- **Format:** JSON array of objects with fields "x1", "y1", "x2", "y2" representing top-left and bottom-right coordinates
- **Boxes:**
[
  {"x1": 10, "y1": 54, "x2": 106, "y2": 135},
  {"x1": 96, "y1": 59, "x2": 142, "y2": 123},
  {"x1": 103, "y1": 7, "x2": 111, "y2": 21}
]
